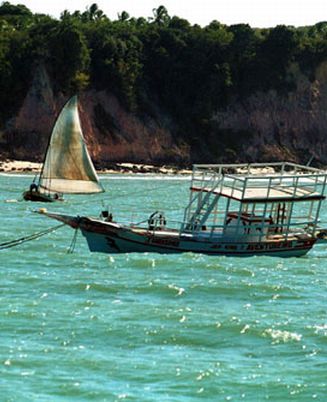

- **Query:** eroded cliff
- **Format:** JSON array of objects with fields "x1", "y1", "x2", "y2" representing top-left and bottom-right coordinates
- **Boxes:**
[
  {"x1": 213, "y1": 62, "x2": 327, "y2": 164},
  {"x1": 1, "y1": 65, "x2": 188, "y2": 165},
  {"x1": 1, "y1": 62, "x2": 327, "y2": 166}
]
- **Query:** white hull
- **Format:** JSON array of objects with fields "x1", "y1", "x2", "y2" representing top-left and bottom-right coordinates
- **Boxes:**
[
  {"x1": 43, "y1": 213, "x2": 316, "y2": 257},
  {"x1": 81, "y1": 227, "x2": 314, "y2": 257}
]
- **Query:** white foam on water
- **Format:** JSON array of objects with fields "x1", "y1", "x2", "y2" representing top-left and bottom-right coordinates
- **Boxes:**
[{"x1": 263, "y1": 328, "x2": 302, "y2": 343}]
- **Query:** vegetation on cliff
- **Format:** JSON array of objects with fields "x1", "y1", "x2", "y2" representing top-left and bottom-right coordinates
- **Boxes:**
[{"x1": 0, "y1": 2, "x2": 327, "y2": 163}]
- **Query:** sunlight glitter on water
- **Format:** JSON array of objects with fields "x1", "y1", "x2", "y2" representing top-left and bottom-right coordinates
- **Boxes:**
[{"x1": 1, "y1": 174, "x2": 327, "y2": 401}]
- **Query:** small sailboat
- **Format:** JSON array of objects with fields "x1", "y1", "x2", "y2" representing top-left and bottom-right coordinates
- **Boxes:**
[
  {"x1": 23, "y1": 95, "x2": 104, "y2": 202},
  {"x1": 40, "y1": 162, "x2": 327, "y2": 257}
]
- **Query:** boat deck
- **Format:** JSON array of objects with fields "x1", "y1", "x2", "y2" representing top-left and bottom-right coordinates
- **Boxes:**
[
  {"x1": 130, "y1": 225, "x2": 312, "y2": 243},
  {"x1": 191, "y1": 185, "x2": 324, "y2": 202}
]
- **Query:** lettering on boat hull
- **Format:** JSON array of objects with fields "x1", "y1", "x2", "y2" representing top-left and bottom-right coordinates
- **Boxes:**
[
  {"x1": 148, "y1": 237, "x2": 180, "y2": 247},
  {"x1": 80, "y1": 223, "x2": 315, "y2": 256}
]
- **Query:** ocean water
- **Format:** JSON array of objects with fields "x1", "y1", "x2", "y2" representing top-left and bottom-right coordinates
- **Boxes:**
[{"x1": 0, "y1": 173, "x2": 327, "y2": 401}]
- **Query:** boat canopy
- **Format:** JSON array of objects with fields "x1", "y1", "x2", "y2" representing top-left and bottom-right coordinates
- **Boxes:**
[{"x1": 190, "y1": 162, "x2": 327, "y2": 203}]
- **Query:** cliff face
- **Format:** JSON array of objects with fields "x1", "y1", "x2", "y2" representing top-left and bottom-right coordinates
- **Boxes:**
[
  {"x1": 1, "y1": 62, "x2": 327, "y2": 165},
  {"x1": 213, "y1": 62, "x2": 327, "y2": 164},
  {"x1": 1, "y1": 65, "x2": 188, "y2": 165}
]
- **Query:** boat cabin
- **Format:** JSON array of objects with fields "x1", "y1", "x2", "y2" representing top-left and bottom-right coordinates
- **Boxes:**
[{"x1": 181, "y1": 162, "x2": 327, "y2": 243}]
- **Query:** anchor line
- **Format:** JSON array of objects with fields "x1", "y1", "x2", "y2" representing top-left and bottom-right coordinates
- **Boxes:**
[
  {"x1": 0, "y1": 223, "x2": 66, "y2": 250},
  {"x1": 67, "y1": 228, "x2": 79, "y2": 254}
]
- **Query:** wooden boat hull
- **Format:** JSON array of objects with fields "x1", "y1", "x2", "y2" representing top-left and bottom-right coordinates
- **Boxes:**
[
  {"x1": 23, "y1": 190, "x2": 62, "y2": 202},
  {"x1": 23, "y1": 190, "x2": 55, "y2": 202},
  {"x1": 42, "y1": 212, "x2": 316, "y2": 257}
]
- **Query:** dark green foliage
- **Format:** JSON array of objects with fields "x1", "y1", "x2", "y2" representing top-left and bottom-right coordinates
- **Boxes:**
[
  {"x1": 47, "y1": 20, "x2": 90, "y2": 92},
  {"x1": 296, "y1": 22, "x2": 327, "y2": 80},
  {"x1": 82, "y1": 15, "x2": 144, "y2": 109},
  {"x1": 0, "y1": 1, "x2": 32, "y2": 29},
  {"x1": 0, "y1": 28, "x2": 33, "y2": 121},
  {"x1": 254, "y1": 25, "x2": 299, "y2": 93},
  {"x1": 0, "y1": 2, "x2": 326, "y2": 160}
]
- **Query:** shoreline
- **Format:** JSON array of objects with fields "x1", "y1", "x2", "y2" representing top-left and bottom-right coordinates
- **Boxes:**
[{"x1": 0, "y1": 159, "x2": 193, "y2": 175}]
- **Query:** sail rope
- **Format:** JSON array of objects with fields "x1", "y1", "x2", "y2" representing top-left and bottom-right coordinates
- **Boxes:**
[{"x1": 0, "y1": 223, "x2": 66, "y2": 250}]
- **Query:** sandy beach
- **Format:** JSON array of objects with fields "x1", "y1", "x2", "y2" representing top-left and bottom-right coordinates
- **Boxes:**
[
  {"x1": 0, "y1": 159, "x2": 192, "y2": 175},
  {"x1": 0, "y1": 160, "x2": 41, "y2": 173}
]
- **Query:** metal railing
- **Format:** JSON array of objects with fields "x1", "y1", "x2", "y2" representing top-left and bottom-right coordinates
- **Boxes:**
[{"x1": 191, "y1": 164, "x2": 326, "y2": 202}]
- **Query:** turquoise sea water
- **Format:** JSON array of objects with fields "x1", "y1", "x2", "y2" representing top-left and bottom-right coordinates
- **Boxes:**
[{"x1": 0, "y1": 173, "x2": 327, "y2": 401}]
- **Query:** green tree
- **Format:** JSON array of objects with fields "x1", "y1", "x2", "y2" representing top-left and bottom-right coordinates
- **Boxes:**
[
  {"x1": 81, "y1": 3, "x2": 106, "y2": 22},
  {"x1": 151, "y1": 5, "x2": 170, "y2": 25},
  {"x1": 48, "y1": 20, "x2": 90, "y2": 92},
  {"x1": 255, "y1": 25, "x2": 299, "y2": 92}
]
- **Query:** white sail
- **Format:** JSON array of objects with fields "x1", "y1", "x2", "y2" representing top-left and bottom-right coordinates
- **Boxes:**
[{"x1": 39, "y1": 96, "x2": 104, "y2": 194}]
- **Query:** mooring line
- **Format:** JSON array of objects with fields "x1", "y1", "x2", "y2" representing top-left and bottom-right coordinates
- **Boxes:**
[
  {"x1": 67, "y1": 228, "x2": 79, "y2": 254},
  {"x1": 0, "y1": 223, "x2": 66, "y2": 250}
]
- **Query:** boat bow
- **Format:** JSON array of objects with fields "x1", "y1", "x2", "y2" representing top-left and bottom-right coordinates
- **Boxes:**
[{"x1": 37, "y1": 210, "x2": 81, "y2": 229}]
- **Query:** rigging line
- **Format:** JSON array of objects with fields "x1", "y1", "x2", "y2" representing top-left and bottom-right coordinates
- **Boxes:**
[{"x1": 0, "y1": 223, "x2": 66, "y2": 250}]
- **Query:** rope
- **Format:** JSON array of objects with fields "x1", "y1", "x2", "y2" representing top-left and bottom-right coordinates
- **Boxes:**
[
  {"x1": 67, "y1": 228, "x2": 79, "y2": 254},
  {"x1": 0, "y1": 223, "x2": 66, "y2": 250}
]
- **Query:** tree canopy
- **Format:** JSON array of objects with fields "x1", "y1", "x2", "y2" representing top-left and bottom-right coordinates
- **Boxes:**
[{"x1": 0, "y1": 2, "x2": 326, "y2": 152}]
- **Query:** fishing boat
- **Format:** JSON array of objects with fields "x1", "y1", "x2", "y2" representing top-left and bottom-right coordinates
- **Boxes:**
[
  {"x1": 23, "y1": 95, "x2": 104, "y2": 202},
  {"x1": 40, "y1": 162, "x2": 327, "y2": 257}
]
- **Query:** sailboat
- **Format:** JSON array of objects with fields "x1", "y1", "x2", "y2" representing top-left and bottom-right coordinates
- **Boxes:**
[{"x1": 23, "y1": 95, "x2": 104, "y2": 202}]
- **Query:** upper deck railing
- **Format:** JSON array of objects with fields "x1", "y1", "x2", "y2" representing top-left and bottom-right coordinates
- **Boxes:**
[{"x1": 191, "y1": 162, "x2": 327, "y2": 202}]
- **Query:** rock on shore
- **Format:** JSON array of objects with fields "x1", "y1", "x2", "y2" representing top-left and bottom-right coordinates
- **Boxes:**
[{"x1": 0, "y1": 159, "x2": 192, "y2": 175}]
